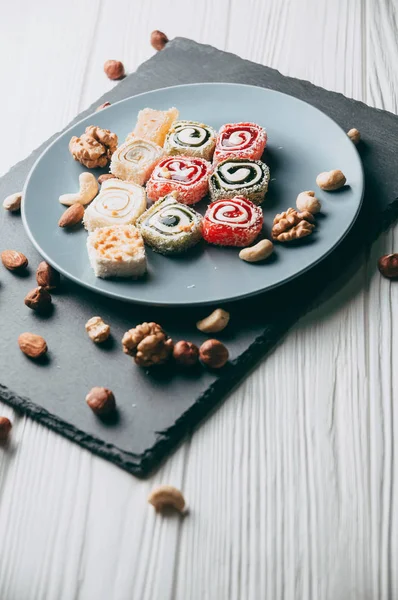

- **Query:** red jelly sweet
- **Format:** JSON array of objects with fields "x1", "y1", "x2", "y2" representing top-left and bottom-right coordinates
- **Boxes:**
[
  {"x1": 146, "y1": 156, "x2": 212, "y2": 205},
  {"x1": 213, "y1": 122, "x2": 267, "y2": 165},
  {"x1": 202, "y1": 195, "x2": 263, "y2": 247}
]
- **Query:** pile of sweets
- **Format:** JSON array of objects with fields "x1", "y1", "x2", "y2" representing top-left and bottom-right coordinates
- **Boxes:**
[{"x1": 66, "y1": 107, "x2": 271, "y2": 279}]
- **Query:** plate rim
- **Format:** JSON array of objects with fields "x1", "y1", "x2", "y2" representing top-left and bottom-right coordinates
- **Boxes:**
[{"x1": 22, "y1": 82, "x2": 365, "y2": 306}]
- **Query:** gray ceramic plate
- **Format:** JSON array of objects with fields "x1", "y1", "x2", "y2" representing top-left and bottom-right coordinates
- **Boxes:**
[{"x1": 22, "y1": 83, "x2": 364, "y2": 306}]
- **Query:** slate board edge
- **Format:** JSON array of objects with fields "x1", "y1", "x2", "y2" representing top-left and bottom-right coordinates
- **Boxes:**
[{"x1": 1, "y1": 37, "x2": 397, "y2": 478}]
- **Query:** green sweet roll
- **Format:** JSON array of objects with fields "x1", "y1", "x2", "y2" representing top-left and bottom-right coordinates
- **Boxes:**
[
  {"x1": 164, "y1": 120, "x2": 217, "y2": 161},
  {"x1": 209, "y1": 158, "x2": 270, "y2": 205},
  {"x1": 136, "y1": 193, "x2": 203, "y2": 255}
]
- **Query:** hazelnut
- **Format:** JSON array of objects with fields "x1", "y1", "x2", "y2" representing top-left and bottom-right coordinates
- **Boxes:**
[
  {"x1": 196, "y1": 308, "x2": 230, "y2": 333},
  {"x1": 173, "y1": 341, "x2": 199, "y2": 366},
  {"x1": 148, "y1": 485, "x2": 185, "y2": 513},
  {"x1": 0, "y1": 417, "x2": 12, "y2": 441},
  {"x1": 18, "y1": 333, "x2": 48, "y2": 359},
  {"x1": 1, "y1": 250, "x2": 28, "y2": 271},
  {"x1": 85, "y1": 316, "x2": 110, "y2": 343},
  {"x1": 296, "y1": 191, "x2": 321, "y2": 214},
  {"x1": 199, "y1": 339, "x2": 229, "y2": 369},
  {"x1": 36, "y1": 261, "x2": 60, "y2": 290},
  {"x1": 347, "y1": 128, "x2": 361, "y2": 144},
  {"x1": 86, "y1": 387, "x2": 116, "y2": 416},
  {"x1": 103, "y1": 60, "x2": 125, "y2": 80},
  {"x1": 150, "y1": 30, "x2": 169, "y2": 51},
  {"x1": 378, "y1": 253, "x2": 398, "y2": 279},
  {"x1": 96, "y1": 102, "x2": 111, "y2": 112},
  {"x1": 98, "y1": 173, "x2": 118, "y2": 185},
  {"x1": 24, "y1": 287, "x2": 52, "y2": 312}
]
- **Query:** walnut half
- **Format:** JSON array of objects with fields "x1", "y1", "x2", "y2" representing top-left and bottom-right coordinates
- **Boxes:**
[
  {"x1": 271, "y1": 207, "x2": 315, "y2": 242},
  {"x1": 69, "y1": 126, "x2": 118, "y2": 169},
  {"x1": 122, "y1": 322, "x2": 174, "y2": 367}
]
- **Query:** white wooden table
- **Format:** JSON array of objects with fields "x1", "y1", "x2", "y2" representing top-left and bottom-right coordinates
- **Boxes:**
[{"x1": 1, "y1": 1, "x2": 397, "y2": 598}]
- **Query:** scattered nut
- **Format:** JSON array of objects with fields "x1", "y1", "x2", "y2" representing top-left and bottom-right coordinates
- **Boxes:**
[
  {"x1": 150, "y1": 30, "x2": 169, "y2": 51},
  {"x1": 98, "y1": 173, "x2": 118, "y2": 185},
  {"x1": 173, "y1": 341, "x2": 199, "y2": 366},
  {"x1": 271, "y1": 208, "x2": 315, "y2": 242},
  {"x1": 148, "y1": 485, "x2": 185, "y2": 513},
  {"x1": 18, "y1": 333, "x2": 47, "y2": 359},
  {"x1": 122, "y1": 322, "x2": 174, "y2": 367},
  {"x1": 0, "y1": 417, "x2": 12, "y2": 441},
  {"x1": 296, "y1": 191, "x2": 321, "y2": 214},
  {"x1": 85, "y1": 316, "x2": 111, "y2": 343},
  {"x1": 347, "y1": 128, "x2": 360, "y2": 144},
  {"x1": 3, "y1": 192, "x2": 22, "y2": 212},
  {"x1": 1, "y1": 250, "x2": 28, "y2": 271},
  {"x1": 58, "y1": 203, "x2": 85, "y2": 228},
  {"x1": 96, "y1": 102, "x2": 111, "y2": 112},
  {"x1": 378, "y1": 253, "x2": 398, "y2": 279},
  {"x1": 86, "y1": 387, "x2": 116, "y2": 416},
  {"x1": 36, "y1": 261, "x2": 60, "y2": 290},
  {"x1": 104, "y1": 60, "x2": 125, "y2": 80},
  {"x1": 24, "y1": 287, "x2": 52, "y2": 312},
  {"x1": 196, "y1": 308, "x2": 230, "y2": 333},
  {"x1": 199, "y1": 339, "x2": 229, "y2": 369},
  {"x1": 239, "y1": 239, "x2": 274, "y2": 263},
  {"x1": 59, "y1": 172, "x2": 98, "y2": 206},
  {"x1": 316, "y1": 169, "x2": 346, "y2": 191},
  {"x1": 69, "y1": 125, "x2": 118, "y2": 169}
]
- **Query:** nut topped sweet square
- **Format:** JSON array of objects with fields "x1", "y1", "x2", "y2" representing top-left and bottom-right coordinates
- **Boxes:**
[{"x1": 87, "y1": 224, "x2": 146, "y2": 279}]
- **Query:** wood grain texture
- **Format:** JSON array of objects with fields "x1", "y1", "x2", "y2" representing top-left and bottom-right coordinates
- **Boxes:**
[{"x1": 0, "y1": 0, "x2": 398, "y2": 598}]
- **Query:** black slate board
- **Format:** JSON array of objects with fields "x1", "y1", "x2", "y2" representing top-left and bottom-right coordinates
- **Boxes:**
[{"x1": 0, "y1": 38, "x2": 397, "y2": 478}]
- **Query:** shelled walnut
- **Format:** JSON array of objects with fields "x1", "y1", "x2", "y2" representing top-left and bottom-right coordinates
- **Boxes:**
[
  {"x1": 69, "y1": 126, "x2": 118, "y2": 168},
  {"x1": 122, "y1": 322, "x2": 174, "y2": 367},
  {"x1": 271, "y1": 208, "x2": 315, "y2": 242}
]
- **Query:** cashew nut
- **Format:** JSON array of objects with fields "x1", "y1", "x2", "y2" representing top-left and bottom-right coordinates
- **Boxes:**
[
  {"x1": 148, "y1": 485, "x2": 186, "y2": 513},
  {"x1": 296, "y1": 191, "x2": 321, "y2": 214},
  {"x1": 59, "y1": 172, "x2": 98, "y2": 206},
  {"x1": 239, "y1": 239, "x2": 274, "y2": 263},
  {"x1": 316, "y1": 169, "x2": 346, "y2": 191},
  {"x1": 3, "y1": 192, "x2": 22, "y2": 212},
  {"x1": 196, "y1": 308, "x2": 230, "y2": 333},
  {"x1": 85, "y1": 316, "x2": 110, "y2": 343},
  {"x1": 347, "y1": 128, "x2": 360, "y2": 144}
]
